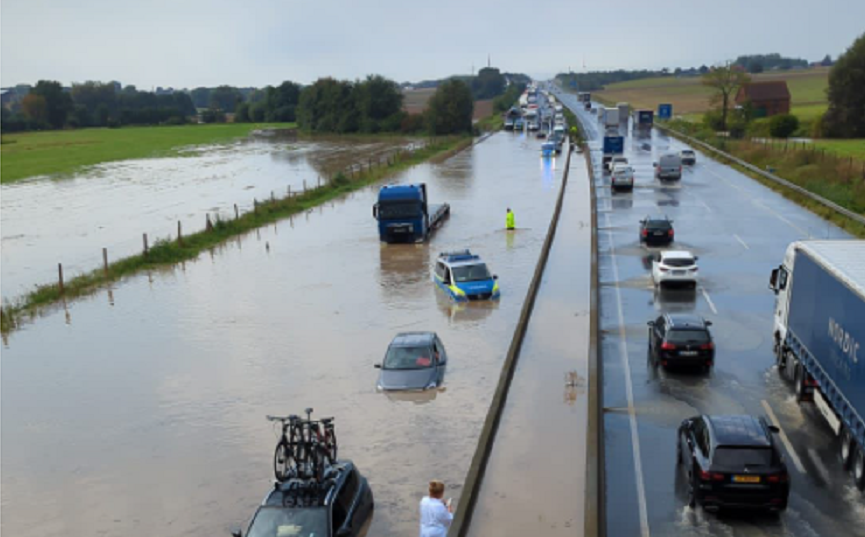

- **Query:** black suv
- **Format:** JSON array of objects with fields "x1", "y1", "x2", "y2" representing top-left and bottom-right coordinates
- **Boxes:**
[
  {"x1": 648, "y1": 314, "x2": 714, "y2": 371},
  {"x1": 234, "y1": 461, "x2": 374, "y2": 537},
  {"x1": 639, "y1": 216, "x2": 674, "y2": 246},
  {"x1": 678, "y1": 415, "x2": 790, "y2": 513}
]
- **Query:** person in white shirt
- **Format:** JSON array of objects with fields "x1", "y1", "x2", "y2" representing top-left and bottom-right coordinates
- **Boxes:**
[{"x1": 419, "y1": 479, "x2": 453, "y2": 537}]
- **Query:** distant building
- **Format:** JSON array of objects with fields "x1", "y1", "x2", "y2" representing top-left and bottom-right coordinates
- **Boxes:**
[
  {"x1": 735, "y1": 81, "x2": 791, "y2": 117},
  {"x1": 1, "y1": 88, "x2": 13, "y2": 108}
]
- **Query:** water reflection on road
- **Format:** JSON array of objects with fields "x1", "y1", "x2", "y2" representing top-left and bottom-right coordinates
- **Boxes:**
[{"x1": 2, "y1": 132, "x2": 563, "y2": 537}]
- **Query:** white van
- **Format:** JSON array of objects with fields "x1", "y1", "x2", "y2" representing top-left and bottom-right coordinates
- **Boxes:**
[{"x1": 655, "y1": 153, "x2": 683, "y2": 181}]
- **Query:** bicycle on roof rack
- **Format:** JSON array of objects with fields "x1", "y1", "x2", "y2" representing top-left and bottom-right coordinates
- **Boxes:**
[{"x1": 267, "y1": 408, "x2": 338, "y2": 483}]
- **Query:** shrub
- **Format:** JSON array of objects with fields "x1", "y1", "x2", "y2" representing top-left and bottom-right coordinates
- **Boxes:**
[
  {"x1": 702, "y1": 110, "x2": 724, "y2": 132},
  {"x1": 768, "y1": 114, "x2": 799, "y2": 138},
  {"x1": 747, "y1": 118, "x2": 771, "y2": 138},
  {"x1": 400, "y1": 113, "x2": 425, "y2": 133}
]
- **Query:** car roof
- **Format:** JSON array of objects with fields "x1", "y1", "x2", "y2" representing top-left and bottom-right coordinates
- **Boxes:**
[
  {"x1": 438, "y1": 250, "x2": 487, "y2": 268},
  {"x1": 706, "y1": 416, "x2": 771, "y2": 448},
  {"x1": 660, "y1": 250, "x2": 694, "y2": 259},
  {"x1": 264, "y1": 461, "x2": 355, "y2": 508},
  {"x1": 680, "y1": 149, "x2": 695, "y2": 153},
  {"x1": 390, "y1": 331, "x2": 436, "y2": 347},
  {"x1": 665, "y1": 313, "x2": 708, "y2": 329},
  {"x1": 643, "y1": 215, "x2": 671, "y2": 223}
]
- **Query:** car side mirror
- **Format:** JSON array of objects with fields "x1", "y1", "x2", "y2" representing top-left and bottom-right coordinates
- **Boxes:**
[
  {"x1": 336, "y1": 527, "x2": 352, "y2": 537},
  {"x1": 769, "y1": 267, "x2": 779, "y2": 291},
  {"x1": 493, "y1": 275, "x2": 498, "y2": 280},
  {"x1": 374, "y1": 363, "x2": 381, "y2": 369},
  {"x1": 704, "y1": 320, "x2": 712, "y2": 326},
  {"x1": 768, "y1": 425, "x2": 780, "y2": 433},
  {"x1": 647, "y1": 321, "x2": 655, "y2": 326},
  {"x1": 652, "y1": 162, "x2": 657, "y2": 167},
  {"x1": 372, "y1": 204, "x2": 378, "y2": 218},
  {"x1": 694, "y1": 256, "x2": 699, "y2": 261},
  {"x1": 231, "y1": 529, "x2": 242, "y2": 537}
]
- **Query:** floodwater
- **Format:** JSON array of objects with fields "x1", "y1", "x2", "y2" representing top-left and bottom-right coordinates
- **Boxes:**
[
  {"x1": 468, "y1": 150, "x2": 593, "y2": 536},
  {"x1": 0, "y1": 135, "x2": 418, "y2": 299},
  {"x1": 1, "y1": 131, "x2": 565, "y2": 537}
]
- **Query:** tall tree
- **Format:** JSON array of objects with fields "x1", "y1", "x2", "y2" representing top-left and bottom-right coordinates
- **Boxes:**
[
  {"x1": 354, "y1": 75, "x2": 403, "y2": 132},
  {"x1": 31, "y1": 80, "x2": 73, "y2": 128},
  {"x1": 209, "y1": 86, "x2": 242, "y2": 113},
  {"x1": 701, "y1": 63, "x2": 751, "y2": 131},
  {"x1": 265, "y1": 81, "x2": 302, "y2": 122},
  {"x1": 425, "y1": 79, "x2": 473, "y2": 135},
  {"x1": 21, "y1": 94, "x2": 48, "y2": 124},
  {"x1": 823, "y1": 32, "x2": 865, "y2": 138}
]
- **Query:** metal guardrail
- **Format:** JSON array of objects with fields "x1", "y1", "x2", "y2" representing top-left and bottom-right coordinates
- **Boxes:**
[
  {"x1": 448, "y1": 143, "x2": 574, "y2": 537},
  {"x1": 656, "y1": 124, "x2": 865, "y2": 227}
]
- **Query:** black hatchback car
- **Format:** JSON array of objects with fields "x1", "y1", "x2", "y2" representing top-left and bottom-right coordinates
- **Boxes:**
[
  {"x1": 375, "y1": 332, "x2": 448, "y2": 391},
  {"x1": 639, "y1": 216, "x2": 674, "y2": 246},
  {"x1": 678, "y1": 415, "x2": 789, "y2": 513},
  {"x1": 648, "y1": 314, "x2": 714, "y2": 371},
  {"x1": 234, "y1": 461, "x2": 373, "y2": 537}
]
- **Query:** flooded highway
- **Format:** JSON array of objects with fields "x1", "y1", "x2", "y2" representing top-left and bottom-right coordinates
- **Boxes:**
[
  {"x1": 554, "y1": 87, "x2": 865, "y2": 537},
  {"x1": 1, "y1": 135, "x2": 416, "y2": 299},
  {"x1": 1, "y1": 131, "x2": 566, "y2": 537},
  {"x1": 468, "y1": 149, "x2": 593, "y2": 536}
]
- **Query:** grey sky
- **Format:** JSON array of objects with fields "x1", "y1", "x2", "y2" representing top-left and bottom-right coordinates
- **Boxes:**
[{"x1": 2, "y1": 0, "x2": 863, "y2": 88}]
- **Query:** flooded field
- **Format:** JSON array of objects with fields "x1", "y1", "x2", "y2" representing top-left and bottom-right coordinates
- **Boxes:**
[
  {"x1": 0, "y1": 134, "x2": 417, "y2": 299},
  {"x1": 1, "y1": 131, "x2": 565, "y2": 537}
]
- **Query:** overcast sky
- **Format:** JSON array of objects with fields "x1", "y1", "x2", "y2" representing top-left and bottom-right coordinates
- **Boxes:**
[{"x1": 2, "y1": 0, "x2": 863, "y2": 89}]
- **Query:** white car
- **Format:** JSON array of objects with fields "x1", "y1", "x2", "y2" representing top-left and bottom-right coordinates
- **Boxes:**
[
  {"x1": 611, "y1": 164, "x2": 634, "y2": 191},
  {"x1": 652, "y1": 250, "x2": 699, "y2": 288}
]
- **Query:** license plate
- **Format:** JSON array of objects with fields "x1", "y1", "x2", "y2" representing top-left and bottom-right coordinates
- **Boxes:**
[
  {"x1": 653, "y1": 231, "x2": 663, "y2": 236},
  {"x1": 733, "y1": 475, "x2": 760, "y2": 483},
  {"x1": 680, "y1": 351, "x2": 698, "y2": 356},
  {"x1": 673, "y1": 270, "x2": 685, "y2": 275}
]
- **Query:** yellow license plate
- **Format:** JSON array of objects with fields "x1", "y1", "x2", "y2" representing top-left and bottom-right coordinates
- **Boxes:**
[{"x1": 733, "y1": 475, "x2": 761, "y2": 483}]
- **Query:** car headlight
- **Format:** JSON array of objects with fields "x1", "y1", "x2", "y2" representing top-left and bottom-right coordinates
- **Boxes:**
[
  {"x1": 492, "y1": 282, "x2": 500, "y2": 295},
  {"x1": 452, "y1": 287, "x2": 466, "y2": 297}
]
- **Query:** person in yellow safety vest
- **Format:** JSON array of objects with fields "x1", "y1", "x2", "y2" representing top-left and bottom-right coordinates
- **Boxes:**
[{"x1": 506, "y1": 208, "x2": 515, "y2": 230}]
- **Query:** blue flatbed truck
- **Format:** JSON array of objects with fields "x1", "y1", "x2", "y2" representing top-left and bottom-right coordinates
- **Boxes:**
[
  {"x1": 602, "y1": 135, "x2": 624, "y2": 172},
  {"x1": 373, "y1": 183, "x2": 450, "y2": 243},
  {"x1": 770, "y1": 241, "x2": 865, "y2": 487}
]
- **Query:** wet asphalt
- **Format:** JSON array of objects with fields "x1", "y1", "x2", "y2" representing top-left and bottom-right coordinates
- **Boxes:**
[
  {"x1": 552, "y1": 86, "x2": 865, "y2": 537},
  {"x1": 468, "y1": 145, "x2": 592, "y2": 536},
  {"x1": 0, "y1": 131, "x2": 565, "y2": 537}
]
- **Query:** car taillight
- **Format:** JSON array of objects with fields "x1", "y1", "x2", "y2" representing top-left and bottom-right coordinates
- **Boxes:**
[
  {"x1": 661, "y1": 342, "x2": 676, "y2": 350},
  {"x1": 641, "y1": 229, "x2": 648, "y2": 236},
  {"x1": 660, "y1": 267, "x2": 669, "y2": 272},
  {"x1": 699, "y1": 470, "x2": 725, "y2": 482},
  {"x1": 767, "y1": 473, "x2": 789, "y2": 484},
  {"x1": 691, "y1": 267, "x2": 698, "y2": 271},
  {"x1": 668, "y1": 229, "x2": 674, "y2": 237},
  {"x1": 700, "y1": 343, "x2": 714, "y2": 350}
]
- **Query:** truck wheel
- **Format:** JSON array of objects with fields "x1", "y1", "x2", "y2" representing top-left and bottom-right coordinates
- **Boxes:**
[
  {"x1": 794, "y1": 365, "x2": 807, "y2": 402},
  {"x1": 854, "y1": 445, "x2": 865, "y2": 490},
  {"x1": 841, "y1": 427, "x2": 855, "y2": 470}
]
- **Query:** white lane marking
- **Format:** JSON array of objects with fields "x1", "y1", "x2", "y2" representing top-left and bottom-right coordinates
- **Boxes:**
[
  {"x1": 699, "y1": 200, "x2": 713, "y2": 213},
  {"x1": 807, "y1": 448, "x2": 831, "y2": 483},
  {"x1": 700, "y1": 288, "x2": 718, "y2": 314},
  {"x1": 733, "y1": 233, "x2": 750, "y2": 250},
  {"x1": 605, "y1": 212, "x2": 651, "y2": 537},
  {"x1": 703, "y1": 166, "x2": 811, "y2": 237},
  {"x1": 761, "y1": 399, "x2": 806, "y2": 474}
]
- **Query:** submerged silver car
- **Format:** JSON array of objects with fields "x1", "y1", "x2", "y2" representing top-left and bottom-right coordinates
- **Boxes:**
[{"x1": 375, "y1": 332, "x2": 448, "y2": 391}]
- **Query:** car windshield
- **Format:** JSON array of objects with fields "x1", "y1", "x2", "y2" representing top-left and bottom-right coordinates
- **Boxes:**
[
  {"x1": 247, "y1": 507, "x2": 328, "y2": 537},
  {"x1": 646, "y1": 220, "x2": 672, "y2": 230},
  {"x1": 451, "y1": 264, "x2": 492, "y2": 283},
  {"x1": 663, "y1": 257, "x2": 694, "y2": 267},
  {"x1": 384, "y1": 345, "x2": 433, "y2": 369},
  {"x1": 666, "y1": 329, "x2": 710, "y2": 344},
  {"x1": 378, "y1": 201, "x2": 421, "y2": 220},
  {"x1": 713, "y1": 447, "x2": 773, "y2": 467}
]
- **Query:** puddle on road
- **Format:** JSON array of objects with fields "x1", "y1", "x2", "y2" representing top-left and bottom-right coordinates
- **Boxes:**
[
  {"x1": 1, "y1": 132, "x2": 564, "y2": 537},
  {"x1": 1, "y1": 136, "x2": 418, "y2": 299}
]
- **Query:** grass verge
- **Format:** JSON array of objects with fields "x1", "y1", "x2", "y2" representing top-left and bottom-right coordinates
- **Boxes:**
[
  {"x1": 476, "y1": 113, "x2": 504, "y2": 132},
  {"x1": 663, "y1": 121, "x2": 865, "y2": 238},
  {"x1": 1, "y1": 122, "x2": 295, "y2": 184},
  {"x1": 0, "y1": 135, "x2": 472, "y2": 334}
]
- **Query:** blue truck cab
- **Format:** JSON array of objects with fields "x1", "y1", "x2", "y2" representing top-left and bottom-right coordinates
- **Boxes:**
[
  {"x1": 433, "y1": 250, "x2": 500, "y2": 301},
  {"x1": 373, "y1": 183, "x2": 449, "y2": 243}
]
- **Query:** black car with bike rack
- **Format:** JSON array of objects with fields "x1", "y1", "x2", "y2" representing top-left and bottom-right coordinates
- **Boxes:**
[{"x1": 232, "y1": 409, "x2": 374, "y2": 537}]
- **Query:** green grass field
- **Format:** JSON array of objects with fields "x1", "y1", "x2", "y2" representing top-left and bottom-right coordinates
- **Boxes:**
[
  {"x1": 595, "y1": 68, "x2": 830, "y2": 115},
  {"x1": 811, "y1": 139, "x2": 865, "y2": 161},
  {"x1": 1, "y1": 122, "x2": 295, "y2": 184}
]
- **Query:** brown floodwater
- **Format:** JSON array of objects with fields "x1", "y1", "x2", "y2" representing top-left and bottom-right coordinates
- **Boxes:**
[
  {"x1": 0, "y1": 135, "x2": 417, "y2": 299},
  {"x1": 1, "y1": 131, "x2": 566, "y2": 537}
]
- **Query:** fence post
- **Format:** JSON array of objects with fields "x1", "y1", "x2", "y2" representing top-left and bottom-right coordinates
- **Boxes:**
[
  {"x1": 58, "y1": 263, "x2": 64, "y2": 294},
  {"x1": 318, "y1": 176, "x2": 321, "y2": 188},
  {"x1": 271, "y1": 190, "x2": 275, "y2": 202},
  {"x1": 102, "y1": 248, "x2": 109, "y2": 276},
  {"x1": 143, "y1": 233, "x2": 149, "y2": 255},
  {"x1": 287, "y1": 185, "x2": 292, "y2": 197},
  {"x1": 234, "y1": 204, "x2": 239, "y2": 219},
  {"x1": 254, "y1": 198, "x2": 258, "y2": 214},
  {"x1": 303, "y1": 179, "x2": 307, "y2": 191},
  {"x1": 177, "y1": 221, "x2": 183, "y2": 246},
  {"x1": 206, "y1": 213, "x2": 213, "y2": 232}
]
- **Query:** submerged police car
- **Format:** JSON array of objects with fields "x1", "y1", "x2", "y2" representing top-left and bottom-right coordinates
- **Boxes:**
[{"x1": 433, "y1": 250, "x2": 500, "y2": 301}]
